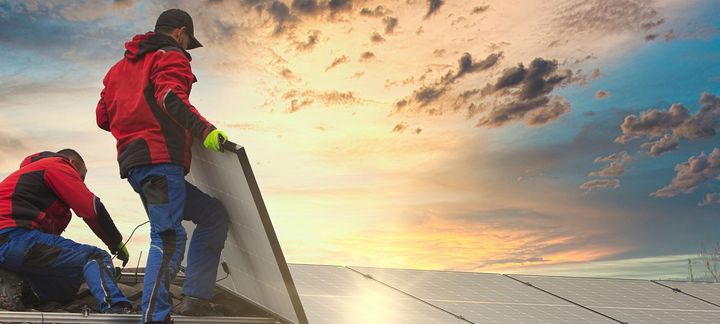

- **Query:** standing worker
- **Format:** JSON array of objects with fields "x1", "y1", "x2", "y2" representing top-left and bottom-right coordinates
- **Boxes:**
[
  {"x1": 95, "y1": 8, "x2": 230, "y2": 324},
  {"x1": 0, "y1": 150, "x2": 132, "y2": 313}
]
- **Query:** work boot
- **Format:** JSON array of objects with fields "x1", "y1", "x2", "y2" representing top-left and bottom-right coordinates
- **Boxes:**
[
  {"x1": 174, "y1": 295, "x2": 220, "y2": 316},
  {"x1": 0, "y1": 268, "x2": 24, "y2": 311},
  {"x1": 106, "y1": 301, "x2": 134, "y2": 314}
]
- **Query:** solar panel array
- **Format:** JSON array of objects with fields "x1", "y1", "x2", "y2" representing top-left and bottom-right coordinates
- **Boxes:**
[
  {"x1": 288, "y1": 265, "x2": 720, "y2": 324},
  {"x1": 509, "y1": 275, "x2": 720, "y2": 324},
  {"x1": 349, "y1": 267, "x2": 612, "y2": 323},
  {"x1": 289, "y1": 264, "x2": 467, "y2": 324},
  {"x1": 185, "y1": 143, "x2": 307, "y2": 324}
]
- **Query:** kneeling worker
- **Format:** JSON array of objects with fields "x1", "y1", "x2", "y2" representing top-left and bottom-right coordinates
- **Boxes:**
[{"x1": 0, "y1": 149, "x2": 132, "y2": 313}]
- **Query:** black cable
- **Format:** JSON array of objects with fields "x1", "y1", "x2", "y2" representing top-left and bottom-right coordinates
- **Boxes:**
[
  {"x1": 111, "y1": 220, "x2": 149, "y2": 264},
  {"x1": 216, "y1": 262, "x2": 230, "y2": 282}
]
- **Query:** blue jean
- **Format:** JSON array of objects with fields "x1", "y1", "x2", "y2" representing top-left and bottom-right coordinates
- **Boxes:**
[
  {"x1": 0, "y1": 227, "x2": 129, "y2": 312},
  {"x1": 127, "y1": 164, "x2": 228, "y2": 323}
]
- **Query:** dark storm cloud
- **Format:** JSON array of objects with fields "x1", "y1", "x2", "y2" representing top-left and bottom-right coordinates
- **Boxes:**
[
  {"x1": 579, "y1": 179, "x2": 620, "y2": 191},
  {"x1": 383, "y1": 16, "x2": 399, "y2": 34},
  {"x1": 425, "y1": 0, "x2": 444, "y2": 18},
  {"x1": 653, "y1": 148, "x2": 720, "y2": 198},
  {"x1": 595, "y1": 90, "x2": 610, "y2": 100},
  {"x1": 325, "y1": 55, "x2": 350, "y2": 71},
  {"x1": 616, "y1": 93, "x2": 720, "y2": 156}
]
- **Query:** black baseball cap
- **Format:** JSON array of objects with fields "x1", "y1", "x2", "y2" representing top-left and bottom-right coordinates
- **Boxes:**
[{"x1": 155, "y1": 9, "x2": 202, "y2": 50}]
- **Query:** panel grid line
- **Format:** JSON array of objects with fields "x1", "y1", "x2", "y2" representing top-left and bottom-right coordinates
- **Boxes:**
[
  {"x1": 503, "y1": 275, "x2": 627, "y2": 324},
  {"x1": 651, "y1": 281, "x2": 720, "y2": 309},
  {"x1": 346, "y1": 266, "x2": 475, "y2": 324}
]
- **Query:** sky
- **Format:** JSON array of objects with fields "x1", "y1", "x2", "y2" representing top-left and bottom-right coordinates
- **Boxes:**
[{"x1": 1, "y1": 0, "x2": 720, "y2": 280}]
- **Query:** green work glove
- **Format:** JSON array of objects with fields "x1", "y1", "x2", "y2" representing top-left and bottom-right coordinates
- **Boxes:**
[
  {"x1": 203, "y1": 129, "x2": 228, "y2": 152},
  {"x1": 115, "y1": 242, "x2": 130, "y2": 267}
]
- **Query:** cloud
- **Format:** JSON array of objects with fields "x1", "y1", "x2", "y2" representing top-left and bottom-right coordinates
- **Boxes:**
[
  {"x1": 471, "y1": 5, "x2": 489, "y2": 15},
  {"x1": 359, "y1": 6, "x2": 391, "y2": 17},
  {"x1": 383, "y1": 16, "x2": 398, "y2": 34},
  {"x1": 653, "y1": 148, "x2": 720, "y2": 198},
  {"x1": 283, "y1": 89, "x2": 362, "y2": 112},
  {"x1": 641, "y1": 134, "x2": 679, "y2": 157},
  {"x1": 594, "y1": 151, "x2": 633, "y2": 164},
  {"x1": 294, "y1": 30, "x2": 321, "y2": 51},
  {"x1": 591, "y1": 68, "x2": 601, "y2": 80},
  {"x1": 645, "y1": 33, "x2": 658, "y2": 41},
  {"x1": 580, "y1": 179, "x2": 621, "y2": 191},
  {"x1": 267, "y1": 1, "x2": 294, "y2": 35},
  {"x1": 398, "y1": 52, "x2": 502, "y2": 109},
  {"x1": 392, "y1": 122, "x2": 408, "y2": 133},
  {"x1": 664, "y1": 29, "x2": 678, "y2": 42},
  {"x1": 280, "y1": 68, "x2": 297, "y2": 80},
  {"x1": 328, "y1": 0, "x2": 353, "y2": 14},
  {"x1": 616, "y1": 93, "x2": 720, "y2": 156},
  {"x1": 425, "y1": 0, "x2": 445, "y2": 18},
  {"x1": 370, "y1": 32, "x2": 386, "y2": 43},
  {"x1": 553, "y1": 0, "x2": 664, "y2": 35},
  {"x1": 595, "y1": 90, "x2": 610, "y2": 100},
  {"x1": 325, "y1": 55, "x2": 350, "y2": 71},
  {"x1": 589, "y1": 161, "x2": 625, "y2": 177},
  {"x1": 433, "y1": 49, "x2": 446, "y2": 57},
  {"x1": 359, "y1": 51, "x2": 375, "y2": 62},
  {"x1": 698, "y1": 193, "x2": 720, "y2": 207},
  {"x1": 476, "y1": 57, "x2": 576, "y2": 127},
  {"x1": 414, "y1": 128, "x2": 422, "y2": 134},
  {"x1": 291, "y1": 0, "x2": 320, "y2": 15}
]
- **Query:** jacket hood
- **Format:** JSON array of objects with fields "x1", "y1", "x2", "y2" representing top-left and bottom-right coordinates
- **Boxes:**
[
  {"x1": 124, "y1": 32, "x2": 192, "y2": 61},
  {"x1": 20, "y1": 152, "x2": 67, "y2": 168}
]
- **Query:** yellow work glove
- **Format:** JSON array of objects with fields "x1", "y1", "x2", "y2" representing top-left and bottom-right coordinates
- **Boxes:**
[
  {"x1": 115, "y1": 242, "x2": 130, "y2": 267},
  {"x1": 203, "y1": 129, "x2": 228, "y2": 152}
]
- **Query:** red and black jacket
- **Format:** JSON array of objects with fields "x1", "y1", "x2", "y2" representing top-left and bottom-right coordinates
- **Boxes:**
[
  {"x1": 96, "y1": 32, "x2": 215, "y2": 178},
  {"x1": 0, "y1": 152, "x2": 123, "y2": 252}
]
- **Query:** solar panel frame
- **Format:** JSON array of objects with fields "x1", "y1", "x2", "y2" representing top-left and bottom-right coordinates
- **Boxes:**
[
  {"x1": 350, "y1": 266, "x2": 615, "y2": 323},
  {"x1": 654, "y1": 280, "x2": 720, "y2": 308},
  {"x1": 184, "y1": 142, "x2": 307, "y2": 324},
  {"x1": 509, "y1": 274, "x2": 720, "y2": 324}
]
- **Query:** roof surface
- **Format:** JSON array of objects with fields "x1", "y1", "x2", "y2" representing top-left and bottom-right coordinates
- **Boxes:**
[{"x1": 1, "y1": 264, "x2": 719, "y2": 323}]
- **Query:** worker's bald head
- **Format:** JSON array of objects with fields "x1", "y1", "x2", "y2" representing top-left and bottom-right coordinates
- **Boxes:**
[{"x1": 57, "y1": 148, "x2": 87, "y2": 181}]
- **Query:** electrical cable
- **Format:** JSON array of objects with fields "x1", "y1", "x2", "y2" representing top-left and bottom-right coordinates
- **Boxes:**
[{"x1": 111, "y1": 220, "x2": 149, "y2": 268}]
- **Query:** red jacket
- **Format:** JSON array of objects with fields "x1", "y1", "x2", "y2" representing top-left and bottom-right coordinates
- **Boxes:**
[
  {"x1": 0, "y1": 152, "x2": 123, "y2": 251},
  {"x1": 96, "y1": 32, "x2": 215, "y2": 178}
]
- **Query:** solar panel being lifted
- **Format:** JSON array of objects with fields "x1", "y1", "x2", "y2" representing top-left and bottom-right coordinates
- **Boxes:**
[{"x1": 183, "y1": 141, "x2": 307, "y2": 324}]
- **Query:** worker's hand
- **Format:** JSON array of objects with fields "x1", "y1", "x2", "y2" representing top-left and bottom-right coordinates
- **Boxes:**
[
  {"x1": 203, "y1": 129, "x2": 228, "y2": 152},
  {"x1": 115, "y1": 242, "x2": 130, "y2": 267}
]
